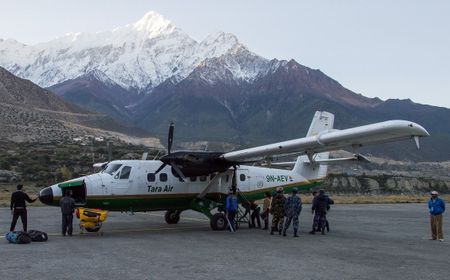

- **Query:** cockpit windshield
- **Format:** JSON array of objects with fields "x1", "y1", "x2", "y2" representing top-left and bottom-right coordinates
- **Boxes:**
[{"x1": 103, "y1": 163, "x2": 122, "y2": 175}]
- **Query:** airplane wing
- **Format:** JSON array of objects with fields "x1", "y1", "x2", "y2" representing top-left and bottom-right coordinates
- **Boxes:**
[{"x1": 222, "y1": 119, "x2": 430, "y2": 162}]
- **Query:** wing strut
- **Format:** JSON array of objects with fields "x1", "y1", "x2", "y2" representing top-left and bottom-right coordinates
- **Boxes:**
[{"x1": 414, "y1": 136, "x2": 420, "y2": 150}]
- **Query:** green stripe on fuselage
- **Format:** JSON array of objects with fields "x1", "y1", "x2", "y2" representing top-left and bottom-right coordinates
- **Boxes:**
[{"x1": 49, "y1": 179, "x2": 323, "y2": 211}]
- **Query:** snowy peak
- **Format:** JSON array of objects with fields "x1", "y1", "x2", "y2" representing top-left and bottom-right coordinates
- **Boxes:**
[
  {"x1": 0, "y1": 10, "x2": 269, "y2": 91},
  {"x1": 132, "y1": 11, "x2": 176, "y2": 37}
]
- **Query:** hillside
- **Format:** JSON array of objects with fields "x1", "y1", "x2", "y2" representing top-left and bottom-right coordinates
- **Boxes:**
[{"x1": 0, "y1": 67, "x2": 160, "y2": 147}]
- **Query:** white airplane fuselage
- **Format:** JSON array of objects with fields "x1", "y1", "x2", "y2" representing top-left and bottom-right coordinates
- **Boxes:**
[{"x1": 39, "y1": 159, "x2": 324, "y2": 211}]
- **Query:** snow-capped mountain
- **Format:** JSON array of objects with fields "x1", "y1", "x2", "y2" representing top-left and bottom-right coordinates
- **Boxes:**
[{"x1": 0, "y1": 11, "x2": 266, "y2": 92}]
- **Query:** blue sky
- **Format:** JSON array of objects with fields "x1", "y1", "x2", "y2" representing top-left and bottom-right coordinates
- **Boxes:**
[{"x1": 1, "y1": 0, "x2": 449, "y2": 108}]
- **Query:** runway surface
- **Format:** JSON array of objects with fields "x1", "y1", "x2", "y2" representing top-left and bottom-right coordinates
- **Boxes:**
[{"x1": 0, "y1": 204, "x2": 448, "y2": 280}]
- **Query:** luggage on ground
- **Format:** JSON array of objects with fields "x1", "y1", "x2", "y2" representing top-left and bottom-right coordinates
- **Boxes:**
[
  {"x1": 28, "y1": 230, "x2": 48, "y2": 242},
  {"x1": 5, "y1": 231, "x2": 32, "y2": 244}
]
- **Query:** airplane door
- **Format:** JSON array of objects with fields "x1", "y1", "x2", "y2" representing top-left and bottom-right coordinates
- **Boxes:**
[
  {"x1": 111, "y1": 165, "x2": 133, "y2": 195},
  {"x1": 237, "y1": 169, "x2": 250, "y2": 191}
]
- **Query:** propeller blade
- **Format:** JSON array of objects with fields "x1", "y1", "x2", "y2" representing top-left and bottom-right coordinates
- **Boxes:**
[
  {"x1": 171, "y1": 164, "x2": 186, "y2": 182},
  {"x1": 168, "y1": 122, "x2": 174, "y2": 155},
  {"x1": 154, "y1": 163, "x2": 167, "y2": 175}
]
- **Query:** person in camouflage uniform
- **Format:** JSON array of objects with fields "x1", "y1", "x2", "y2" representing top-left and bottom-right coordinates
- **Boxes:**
[
  {"x1": 283, "y1": 187, "x2": 302, "y2": 237},
  {"x1": 270, "y1": 187, "x2": 286, "y2": 235}
]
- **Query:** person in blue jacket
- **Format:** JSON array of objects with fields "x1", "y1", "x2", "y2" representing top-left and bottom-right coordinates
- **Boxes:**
[
  {"x1": 428, "y1": 191, "x2": 445, "y2": 241},
  {"x1": 226, "y1": 190, "x2": 238, "y2": 232}
]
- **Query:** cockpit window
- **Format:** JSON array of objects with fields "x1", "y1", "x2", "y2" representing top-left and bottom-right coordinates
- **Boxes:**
[
  {"x1": 103, "y1": 164, "x2": 122, "y2": 175},
  {"x1": 119, "y1": 166, "x2": 132, "y2": 179}
]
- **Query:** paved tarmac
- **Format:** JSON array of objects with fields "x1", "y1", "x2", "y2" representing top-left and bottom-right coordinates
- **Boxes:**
[{"x1": 0, "y1": 204, "x2": 448, "y2": 280}]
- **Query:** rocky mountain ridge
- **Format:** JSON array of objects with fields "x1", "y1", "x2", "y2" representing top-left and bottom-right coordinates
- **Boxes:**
[{"x1": 0, "y1": 67, "x2": 160, "y2": 147}]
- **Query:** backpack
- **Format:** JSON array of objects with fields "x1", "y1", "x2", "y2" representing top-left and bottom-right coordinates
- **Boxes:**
[
  {"x1": 5, "y1": 231, "x2": 31, "y2": 244},
  {"x1": 28, "y1": 230, "x2": 48, "y2": 242}
]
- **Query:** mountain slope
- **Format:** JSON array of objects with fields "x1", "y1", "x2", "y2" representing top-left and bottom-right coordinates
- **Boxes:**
[
  {"x1": 132, "y1": 58, "x2": 450, "y2": 161},
  {"x1": 0, "y1": 67, "x2": 156, "y2": 145},
  {"x1": 48, "y1": 70, "x2": 142, "y2": 123}
]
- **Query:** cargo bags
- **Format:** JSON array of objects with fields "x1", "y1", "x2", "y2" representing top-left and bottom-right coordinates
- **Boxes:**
[
  {"x1": 5, "y1": 231, "x2": 32, "y2": 244},
  {"x1": 5, "y1": 230, "x2": 48, "y2": 244},
  {"x1": 28, "y1": 230, "x2": 48, "y2": 242}
]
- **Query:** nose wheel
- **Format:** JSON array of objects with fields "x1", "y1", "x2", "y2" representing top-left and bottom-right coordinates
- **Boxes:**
[{"x1": 165, "y1": 210, "x2": 181, "y2": 224}]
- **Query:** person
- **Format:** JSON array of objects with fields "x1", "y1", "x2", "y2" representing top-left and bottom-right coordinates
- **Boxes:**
[
  {"x1": 60, "y1": 190, "x2": 76, "y2": 236},
  {"x1": 310, "y1": 190, "x2": 334, "y2": 235},
  {"x1": 428, "y1": 190, "x2": 445, "y2": 241},
  {"x1": 283, "y1": 187, "x2": 302, "y2": 237},
  {"x1": 310, "y1": 191, "x2": 320, "y2": 233},
  {"x1": 249, "y1": 200, "x2": 261, "y2": 228},
  {"x1": 261, "y1": 192, "x2": 271, "y2": 230},
  {"x1": 10, "y1": 184, "x2": 37, "y2": 232},
  {"x1": 270, "y1": 187, "x2": 286, "y2": 235},
  {"x1": 226, "y1": 190, "x2": 238, "y2": 232}
]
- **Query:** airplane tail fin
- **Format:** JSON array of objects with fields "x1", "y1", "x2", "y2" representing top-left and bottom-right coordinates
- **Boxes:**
[
  {"x1": 293, "y1": 111, "x2": 334, "y2": 180},
  {"x1": 306, "y1": 111, "x2": 334, "y2": 137}
]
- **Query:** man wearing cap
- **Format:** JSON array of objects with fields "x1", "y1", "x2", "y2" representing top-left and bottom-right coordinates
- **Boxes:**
[
  {"x1": 283, "y1": 187, "x2": 302, "y2": 237},
  {"x1": 270, "y1": 187, "x2": 286, "y2": 235},
  {"x1": 428, "y1": 191, "x2": 445, "y2": 241}
]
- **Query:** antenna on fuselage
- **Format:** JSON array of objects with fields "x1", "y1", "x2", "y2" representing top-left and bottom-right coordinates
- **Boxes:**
[
  {"x1": 107, "y1": 141, "x2": 113, "y2": 162},
  {"x1": 141, "y1": 152, "x2": 148, "y2": 160}
]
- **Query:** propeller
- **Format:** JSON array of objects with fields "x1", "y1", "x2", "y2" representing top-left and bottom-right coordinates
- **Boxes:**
[
  {"x1": 168, "y1": 122, "x2": 174, "y2": 154},
  {"x1": 154, "y1": 122, "x2": 186, "y2": 181}
]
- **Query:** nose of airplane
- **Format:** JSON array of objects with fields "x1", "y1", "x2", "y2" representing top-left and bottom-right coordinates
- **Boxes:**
[{"x1": 39, "y1": 186, "x2": 53, "y2": 205}]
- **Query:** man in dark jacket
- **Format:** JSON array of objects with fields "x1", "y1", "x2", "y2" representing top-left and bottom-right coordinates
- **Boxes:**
[
  {"x1": 428, "y1": 191, "x2": 445, "y2": 241},
  {"x1": 10, "y1": 184, "x2": 37, "y2": 232},
  {"x1": 310, "y1": 190, "x2": 334, "y2": 235},
  {"x1": 60, "y1": 190, "x2": 76, "y2": 236}
]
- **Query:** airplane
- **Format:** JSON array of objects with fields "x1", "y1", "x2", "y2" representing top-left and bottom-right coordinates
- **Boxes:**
[{"x1": 38, "y1": 111, "x2": 429, "y2": 231}]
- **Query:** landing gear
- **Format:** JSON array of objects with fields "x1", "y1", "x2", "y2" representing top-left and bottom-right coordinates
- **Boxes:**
[
  {"x1": 210, "y1": 213, "x2": 227, "y2": 231},
  {"x1": 165, "y1": 210, "x2": 181, "y2": 224},
  {"x1": 84, "y1": 224, "x2": 101, "y2": 233}
]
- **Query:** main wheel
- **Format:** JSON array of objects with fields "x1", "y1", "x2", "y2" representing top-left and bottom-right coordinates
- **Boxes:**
[
  {"x1": 210, "y1": 213, "x2": 227, "y2": 231},
  {"x1": 165, "y1": 210, "x2": 181, "y2": 224}
]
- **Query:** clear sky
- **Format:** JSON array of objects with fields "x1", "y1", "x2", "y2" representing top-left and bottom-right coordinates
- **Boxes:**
[{"x1": 1, "y1": 0, "x2": 449, "y2": 108}]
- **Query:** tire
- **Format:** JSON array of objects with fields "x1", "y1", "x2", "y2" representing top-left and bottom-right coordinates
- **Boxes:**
[
  {"x1": 165, "y1": 210, "x2": 181, "y2": 224},
  {"x1": 210, "y1": 213, "x2": 227, "y2": 231},
  {"x1": 85, "y1": 226, "x2": 101, "y2": 232}
]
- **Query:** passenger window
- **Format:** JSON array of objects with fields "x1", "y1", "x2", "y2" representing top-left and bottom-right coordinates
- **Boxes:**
[
  {"x1": 119, "y1": 166, "x2": 132, "y2": 179},
  {"x1": 199, "y1": 176, "x2": 207, "y2": 182},
  {"x1": 189, "y1": 177, "x2": 197, "y2": 182},
  {"x1": 240, "y1": 174, "x2": 246, "y2": 181},
  {"x1": 147, "y1": 173, "x2": 156, "y2": 182},
  {"x1": 160, "y1": 173, "x2": 168, "y2": 182}
]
